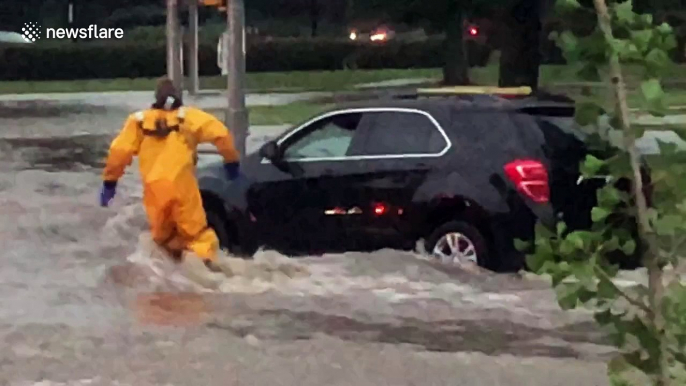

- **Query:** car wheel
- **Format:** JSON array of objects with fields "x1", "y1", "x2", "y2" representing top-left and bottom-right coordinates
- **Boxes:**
[
  {"x1": 205, "y1": 211, "x2": 253, "y2": 258},
  {"x1": 425, "y1": 221, "x2": 490, "y2": 269}
]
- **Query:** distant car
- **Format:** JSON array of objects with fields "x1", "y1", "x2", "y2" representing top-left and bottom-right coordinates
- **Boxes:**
[
  {"x1": 347, "y1": 21, "x2": 491, "y2": 66},
  {"x1": 197, "y1": 88, "x2": 646, "y2": 272}
]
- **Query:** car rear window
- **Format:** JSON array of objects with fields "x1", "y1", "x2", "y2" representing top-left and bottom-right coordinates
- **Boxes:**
[{"x1": 358, "y1": 111, "x2": 448, "y2": 156}]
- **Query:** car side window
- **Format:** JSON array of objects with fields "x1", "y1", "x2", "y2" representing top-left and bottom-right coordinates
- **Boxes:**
[
  {"x1": 358, "y1": 111, "x2": 447, "y2": 156},
  {"x1": 281, "y1": 113, "x2": 362, "y2": 160}
]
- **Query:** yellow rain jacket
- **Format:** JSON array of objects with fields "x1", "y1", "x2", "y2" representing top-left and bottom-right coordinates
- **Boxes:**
[{"x1": 102, "y1": 106, "x2": 240, "y2": 261}]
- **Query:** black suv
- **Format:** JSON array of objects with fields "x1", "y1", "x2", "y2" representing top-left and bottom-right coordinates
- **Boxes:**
[{"x1": 196, "y1": 91, "x2": 638, "y2": 272}]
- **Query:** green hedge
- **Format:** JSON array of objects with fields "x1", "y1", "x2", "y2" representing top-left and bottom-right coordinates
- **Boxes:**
[{"x1": 0, "y1": 38, "x2": 493, "y2": 81}]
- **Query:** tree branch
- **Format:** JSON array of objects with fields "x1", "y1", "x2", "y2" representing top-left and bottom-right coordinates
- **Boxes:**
[
  {"x1": 593, "y1": 265, "x2": 652, "y2": 315},
  {"x1": 591, "y1": 0, "x2": 669, "y2": 384}
]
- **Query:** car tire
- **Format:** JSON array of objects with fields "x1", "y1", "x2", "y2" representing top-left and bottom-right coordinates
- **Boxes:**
[
  {"x1": 205, "y1": 211, "x2": 253, "y2": 259},
  {"x1": 424, "y1": 221, "x2": 490, "y2": 269}
]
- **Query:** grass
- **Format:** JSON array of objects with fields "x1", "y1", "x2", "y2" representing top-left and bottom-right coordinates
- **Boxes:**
[
  {"x1": 4, "y1": 64, "x2": 686, "y2": 95},
  {"x1": 205, "y1": 103, "x2": 334, "y2": 126},
  {"x1": 0, "y1": 69, "x2": 442, "y2": 94},
  {"x1": 3, "y1": 63, "x2": 686, "y2": 126}
]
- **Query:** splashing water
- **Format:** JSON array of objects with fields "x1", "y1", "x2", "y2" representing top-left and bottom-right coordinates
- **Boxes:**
[{"x1": 98, "y1": 195, "x2": 534, "y2": 312}]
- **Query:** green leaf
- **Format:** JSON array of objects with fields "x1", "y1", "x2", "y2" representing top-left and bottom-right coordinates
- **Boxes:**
[
  {"x1": 621, "y1": 239, "x2": 636, "y2": 255},
  {"x1": 577, "y1": 63, "x2": 602, "y2": 82},
  {"x1": 661, "y1": 34, "x2": 678, "y2": 52},
  {"x1": 613, "y1": 0, "x2": 635, "y2": 25},
  {"x1": 656, "y1": 22, "x2": 673, "y2": 35},
  {"x1": 640, "y1": 78, "x2": 667, "y2": 116},
  {"x1": 580, "y1": 154, "x2": 606, "y2": 177},
  {"x1": 597, "y1": 186, "x2": 623, "y2": 207},
  {"x1": 557, "y1": 282, "x2": 583, "y2": 310},
  {"x1": 557, "y1": 221, "x2": 567, "y2": 236},
  {"x1": 629, "y1": 30, "x2": 653, "y2": 52},
  {"x1": 526, "y1": 252, "x2": 547, "y2": 273},
  {"x1": 557, "y1": 31, "x2": 580, "y2": 61},
  {"x1": 577, "y1": 287, "x2": 596, "y2": 304},
  {"x1": 639, "y1": 14, "x2": 653, "y2": 27},
  {"x1": 534, "y1": 221, "x2": 555, "y2": 239},
  {"x1": 657, "y1": 139, "x2": 679, "y2": 156},
  {"x1": 572, "y1": 262, "x2": 595, "y2": 286},
  {"x1": 605, "y1": 235, "x2": 620, "y2": 251},
  {"x1": 574, "y1": 102, "x2": 604, "y2": 126},
  {"x1": 654, "y1": 214, "x2": 683, "y2": 236},
  {"x1": 609, "y1": 38, "x2": 629, "y2": 55},
  {"x1": 644, "y1": 49, "x2": 671, "y2": 77},
  {"x1": 551, "y1": 269, "x2": 571, "y2": 287},
  {"x1": 598, "y1": 276, "x2": 619, "y2": 299},
  {"x1": 514, "y1": 238, "x2": 529, "y2": 252},
  {"x1": 567, "y1": 231, "x2": 594, "y2": 250},
  {"x1": 623, "y1": 351, "x2": 657, "y2": 374},
  {"x1": 559, "y1": 239, "x2": 578, "y2": 256},
  {"x1": 591, "y1": 207, "x2": 610, "y2": 222},
  {"x1": 594, "y1": 309, "x2": 614, "y2": 325},
  {"x1": 641, "y1": 79, "x2": 663, "y2": 102},
  {"x1": 556, "y1": 0, "x2": 581, "y2": 12},
  {"x1": 618, "y1": 43, "x2": 642, "y2": 61}
]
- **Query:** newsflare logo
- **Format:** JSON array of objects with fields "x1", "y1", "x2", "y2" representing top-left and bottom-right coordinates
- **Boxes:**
[
  {"x1": 20, "y1": 22, "x2": 124, "y2": 42},
  {"x1": 21, "y1": 22, "x2": 41, "y2": 42}
]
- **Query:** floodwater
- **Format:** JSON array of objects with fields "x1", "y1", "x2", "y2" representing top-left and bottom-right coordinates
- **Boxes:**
[{"x1": 0, "y1": 97, "x2": 621, "y2": 385}]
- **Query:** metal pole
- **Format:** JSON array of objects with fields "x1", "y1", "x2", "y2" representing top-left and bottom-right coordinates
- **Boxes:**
[
  {"x1": 166, "y1": 0, "x2": 182, "y2": 89},
  {"x1": 226, "y1": 0, "x2": 248, "y2": 157},
  {"x1": 68, "y1": 1, "x2": 76, "y2": 43},
  {"x1": 188, "y1": 0, "x2": 199, "y2": 95}
]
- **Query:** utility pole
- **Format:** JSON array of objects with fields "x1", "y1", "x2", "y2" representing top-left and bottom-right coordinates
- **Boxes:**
[
  {"x1": 68, "y1": 1, "x2": 76, "y2": 43},
  {"x1": 226, "y1": 0, "x2": 248, "y2": 157},
  {"x1": 166, "y1": 0, "x2": 183, "y2": 90},
  {"x1": 187, "y1": 0, "x2": 199, "y2": 95}
]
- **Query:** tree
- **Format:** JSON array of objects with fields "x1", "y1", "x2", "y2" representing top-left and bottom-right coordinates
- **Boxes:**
[
  {"x1": 521, "y1": 0, "x2": 686, "y2": 384},
  {"x1": 357, "y1": 0, "x2": 472, "y2": 84},
  {"x1": 497, "y1": 0, "x2": 552, "y2": 90}
]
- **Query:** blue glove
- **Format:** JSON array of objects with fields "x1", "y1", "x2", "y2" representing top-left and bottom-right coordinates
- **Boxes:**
[
  {"x1": 100, "y1": 181, "x2": 117, "y2": 207},
  {"x1": 224, "y1": 162, "x2": 240, "y2": 180}
]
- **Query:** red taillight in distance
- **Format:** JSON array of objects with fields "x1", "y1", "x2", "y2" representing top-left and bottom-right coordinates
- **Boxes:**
[
  {"x1": 504, "y1": 159, "x2": 550, "y2": 203},
  {"x1": 373, "y1": 203, "x2": 387, "y2": 215}
]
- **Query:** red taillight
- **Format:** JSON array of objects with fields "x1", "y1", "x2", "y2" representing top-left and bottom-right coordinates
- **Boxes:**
[
  {"x1": 373, "y1": 204, "x2": 386, "y2": 215},
  {"x1": 468, "y1": 27, "x2": 478, "y2": 36},
  {"x1": 504, "y1": 159, "x2": 550, "y2": 203}
]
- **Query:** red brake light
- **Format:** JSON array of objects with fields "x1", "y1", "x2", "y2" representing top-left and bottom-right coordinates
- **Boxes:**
[
  {"x1": 504, "y1": 159, "x2": 549, "y2": 203},
  {"x1": 373, "y1": 204, "x2": 386, "y2": 215},
  {"x1": 468, "y1": 27, "x2": 478, "y2": 36}
]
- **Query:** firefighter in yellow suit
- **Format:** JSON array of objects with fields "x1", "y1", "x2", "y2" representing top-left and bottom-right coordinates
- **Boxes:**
[{"x1": 99, "y1": 77, "x2": 240, "y2": 274}]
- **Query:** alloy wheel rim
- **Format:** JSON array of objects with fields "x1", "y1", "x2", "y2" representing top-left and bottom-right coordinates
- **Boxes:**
[{"x1": 432, "y1": 232, "x2": 477, "y2": 265}]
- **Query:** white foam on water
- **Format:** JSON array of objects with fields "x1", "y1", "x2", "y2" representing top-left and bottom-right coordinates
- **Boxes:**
[
  {"x1": 12, "y1": 379, "x2": 134, "y2": 386},
  {"x1": 99, "y1": 203, "x2": 528, "y2": 310}
]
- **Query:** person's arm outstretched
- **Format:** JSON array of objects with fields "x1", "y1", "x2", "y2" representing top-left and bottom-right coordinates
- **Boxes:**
[
  {"x1": 99, "y1": 113, "x2": 143, "y2": 206},
  {"x1": 190, "y1": 108, "x2": 241, "y2": 179}
]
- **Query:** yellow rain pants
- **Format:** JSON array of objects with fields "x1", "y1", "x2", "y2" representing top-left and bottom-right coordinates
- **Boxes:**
[{"x1": 102, "y1": 106, "x2": 240, "y2": 262}]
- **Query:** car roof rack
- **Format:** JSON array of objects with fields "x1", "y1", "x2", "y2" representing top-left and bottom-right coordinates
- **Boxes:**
[
  {"x1": 389, "y1": 85, "x2": 533, "y2": 101},
  {"x1": 387, "y1": 86, "x2": 576, "y2": 114},
  {"x1": 416, "y1": 85, "x2": 533, "y2": 97}
]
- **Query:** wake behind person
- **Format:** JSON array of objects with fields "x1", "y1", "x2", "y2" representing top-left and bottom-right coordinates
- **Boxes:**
[{"x1": 99, "y1": 77, "x2": 241, "y2": 286}]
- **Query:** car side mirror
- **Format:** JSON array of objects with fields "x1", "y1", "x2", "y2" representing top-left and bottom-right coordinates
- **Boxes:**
[{"x1": 259, "y1": 140, "x2": 282, "y2": 161}]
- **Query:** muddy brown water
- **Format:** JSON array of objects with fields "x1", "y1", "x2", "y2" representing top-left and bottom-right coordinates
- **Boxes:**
[{"x1": 0, "y1": 101, "x2": 618, "y2": 385}]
